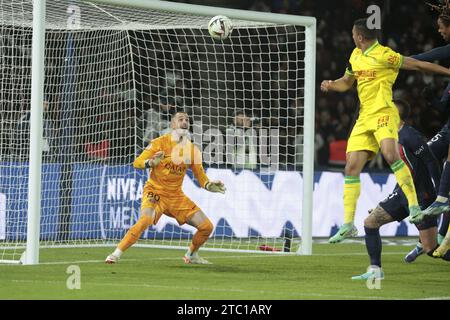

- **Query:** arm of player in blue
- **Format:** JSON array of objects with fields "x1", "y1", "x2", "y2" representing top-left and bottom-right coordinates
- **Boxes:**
[{"x1": 411, "y1": 44, "x2": 450, "y2": 61}]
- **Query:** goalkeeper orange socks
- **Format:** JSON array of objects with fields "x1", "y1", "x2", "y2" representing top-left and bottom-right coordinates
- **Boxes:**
[
  {"x1": 117, "y1": 213, "x2": 154, "y2": 252},
  {"x1": 391, "y1": 160, "x2": 418, "y2": 207},
  {"x1": 188, "y1": 219, "x2": 214, "y2": 254},
  {"x1": 343, "y1": 176, "x2": 361, "y2": 224}
]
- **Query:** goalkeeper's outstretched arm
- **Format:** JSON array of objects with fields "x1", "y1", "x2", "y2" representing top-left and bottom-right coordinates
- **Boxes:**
[{"x1": 191, "y1": 146, "x2": 226, "y2": 194}]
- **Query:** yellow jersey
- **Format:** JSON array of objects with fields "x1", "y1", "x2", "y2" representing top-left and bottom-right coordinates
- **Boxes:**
[
  {"x1": 133, "y1": 133, "x2": 209, "y2": 193},
  {"x1": 346, "y1": 41, "x2": 404, "y2": 117}
]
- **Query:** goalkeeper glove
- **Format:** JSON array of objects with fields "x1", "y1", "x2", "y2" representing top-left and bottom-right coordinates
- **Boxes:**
[
  {"x1": 205, "y1": 180, "x2": 226, "y2": 194},
  {"x1": 144, "y1": 151, "x2": 165, "y2": 168}
]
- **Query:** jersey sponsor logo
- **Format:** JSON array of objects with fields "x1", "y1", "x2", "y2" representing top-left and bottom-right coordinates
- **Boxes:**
[
  {"x1": 164, "y1": 162, "x2": 185, "y2": 176},
  {"x1": 414, "y1": 145, "x2": 424, "y2": 156},
  {"x1": 354, "y1": 70, "x2": 377, "y2": 80}
]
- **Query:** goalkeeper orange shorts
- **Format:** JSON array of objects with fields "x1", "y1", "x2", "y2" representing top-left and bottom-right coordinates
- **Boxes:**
[
  {"x1": 347, "y1": 109, "x2": 400, "y2": 158},
  {"x1": 141, "y1": 185, "x2": 201, "y2": 225}
]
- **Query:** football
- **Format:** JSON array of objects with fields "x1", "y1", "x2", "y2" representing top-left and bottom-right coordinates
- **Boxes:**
[{"x1": 208, "y1": 15, "x2": 233, "y2": 40}]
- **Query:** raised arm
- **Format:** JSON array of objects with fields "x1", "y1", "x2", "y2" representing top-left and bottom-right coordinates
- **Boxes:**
[
  {"x1": 321, "y1": 72, "x2": 356, "y2": 93},
  {"x1": 401, "y1": 57, "x2": 450, "y2": 77},
  {"x1": 411, "y1": 44, "x2": 450, "y2": 62}
]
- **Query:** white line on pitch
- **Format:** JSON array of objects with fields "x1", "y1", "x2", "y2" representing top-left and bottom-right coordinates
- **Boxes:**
[
  {"x1": 2, "y1": 251, "x2": 407, "y2": 266},
  {"x1": 6, "y1": 279, "x2": 403, "y2": 300}
]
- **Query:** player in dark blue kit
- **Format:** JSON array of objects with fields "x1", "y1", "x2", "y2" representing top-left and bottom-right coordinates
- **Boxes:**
[
  {"x1": 352, "y1": 100, "x2": 446, "y2": 280},
  {"x1": 404, "y1": 123, "x2": 450, "y2": 261},
  {"x1": 404, "y1": 1, "x2": 450, "y2": 259}
]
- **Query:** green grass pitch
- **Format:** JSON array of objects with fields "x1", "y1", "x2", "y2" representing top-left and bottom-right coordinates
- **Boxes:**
[{"x1": 0, "y1": 241, "x2": 449, "y2": 300}]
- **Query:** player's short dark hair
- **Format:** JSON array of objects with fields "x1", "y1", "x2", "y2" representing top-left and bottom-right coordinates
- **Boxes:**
[
  {"x1": 393, "y1": 99, "x2": 411, "y2": 121},
  {"x1": 353, "y1": 18, "x2": 379, "y2": 40}
]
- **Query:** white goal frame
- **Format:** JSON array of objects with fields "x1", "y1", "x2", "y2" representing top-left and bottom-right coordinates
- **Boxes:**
[{"x1": 14, "y1": 0, "x2": 316, "y2": 265}]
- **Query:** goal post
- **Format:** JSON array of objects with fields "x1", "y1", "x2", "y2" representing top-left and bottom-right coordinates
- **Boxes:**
[
  {"x1": 0, "y1": 0, "x2": 316, "y2": 264},
  {"x1": 25, "y1": 0, "x2": 46, "y2": 265}
]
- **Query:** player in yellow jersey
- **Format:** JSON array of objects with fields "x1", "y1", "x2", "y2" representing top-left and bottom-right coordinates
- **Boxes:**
[
  {"x1": 321, "y1": 18, "x2": 450, "y2": 243},
  {"x1": 105, "y1": 112, "x2": 226, "y2": 264}
]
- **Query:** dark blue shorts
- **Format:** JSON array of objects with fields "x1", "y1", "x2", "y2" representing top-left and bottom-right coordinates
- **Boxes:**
[{"x1": 379, "y1": 189, "x2": 437, "y2": 229}]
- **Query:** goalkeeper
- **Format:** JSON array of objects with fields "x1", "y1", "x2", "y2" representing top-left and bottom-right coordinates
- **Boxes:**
[{"x1": 105, "y1": 112, "x2": 226, "y2": 264}]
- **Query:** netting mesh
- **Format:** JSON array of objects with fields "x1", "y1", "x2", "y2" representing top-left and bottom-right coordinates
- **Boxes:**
[{"x1": 0, "y1": 0, "x2": 307, "y2": 261}]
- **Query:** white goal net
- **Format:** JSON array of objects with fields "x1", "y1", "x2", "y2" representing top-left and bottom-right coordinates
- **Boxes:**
[{"x1": 0, "y1": 0, "x2": 315, "y2": 263}]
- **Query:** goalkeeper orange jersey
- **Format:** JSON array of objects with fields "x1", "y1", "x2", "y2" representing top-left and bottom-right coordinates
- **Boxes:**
[{"x1": 133, "y1": 132, "x2": 209, "y2": 193}]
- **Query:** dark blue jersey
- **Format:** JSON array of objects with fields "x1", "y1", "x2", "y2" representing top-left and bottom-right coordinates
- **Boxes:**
[
  {"x1": 412, "y1": 45, "x2": 450, "y2": 114},
  {"x1": 428, "y1": 123, "x2": 450, "y2": 162},
  {"x1": 411, "y1": 44, "x2": 450, "y2": 62},
  {"x1": 397, "y1": 124, "x2": 441, "y2": 197},
  {"x1": 380, "y1": 124, "x2": 442, "y2": 223}
]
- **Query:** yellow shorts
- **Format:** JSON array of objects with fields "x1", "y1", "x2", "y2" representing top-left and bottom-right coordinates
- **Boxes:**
[
  {"x1": 141, "y1": 185, "x2": 201, "y2": 225},
  {"x1": 347, "y1": 111, "x2": 400, "y2": 156}
]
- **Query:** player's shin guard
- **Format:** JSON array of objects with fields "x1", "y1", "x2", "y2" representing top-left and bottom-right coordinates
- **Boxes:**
[
  {"x1": 118, "y1": 214, "x2": 154, "y2": 252},
  {"x1": 189, "y1": 219, "x2": 214, "y2": 254},
  {"x1": 391, "y1": 160, "x2": 418, "y2": 208},
  {"x1": 343, "y1": 176, "x2": 361, "y2": 224},
  {"x1": 364, "y1": 226, "x2": 382, "y2": 267}
]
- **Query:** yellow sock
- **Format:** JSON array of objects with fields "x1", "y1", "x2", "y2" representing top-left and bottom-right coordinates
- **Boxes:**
[
  {"x1": 440, "y1": 225, "x2": 450, "y2": 248},
  {"x1": 446, "y1": 224, "x2": 450, "y2": 240},
  {"x1": 189, "y1": 219, "x2": 214, "y2": 254},
  {"x1": 391, "y1": 160, "x2": 418, "y2": 207},
  {"x1": 118, "y1": 214, "x2": 153, "y2": 252},
  {"x1": 343, "y1": 176, "x2": 360, "y2": 224}
]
